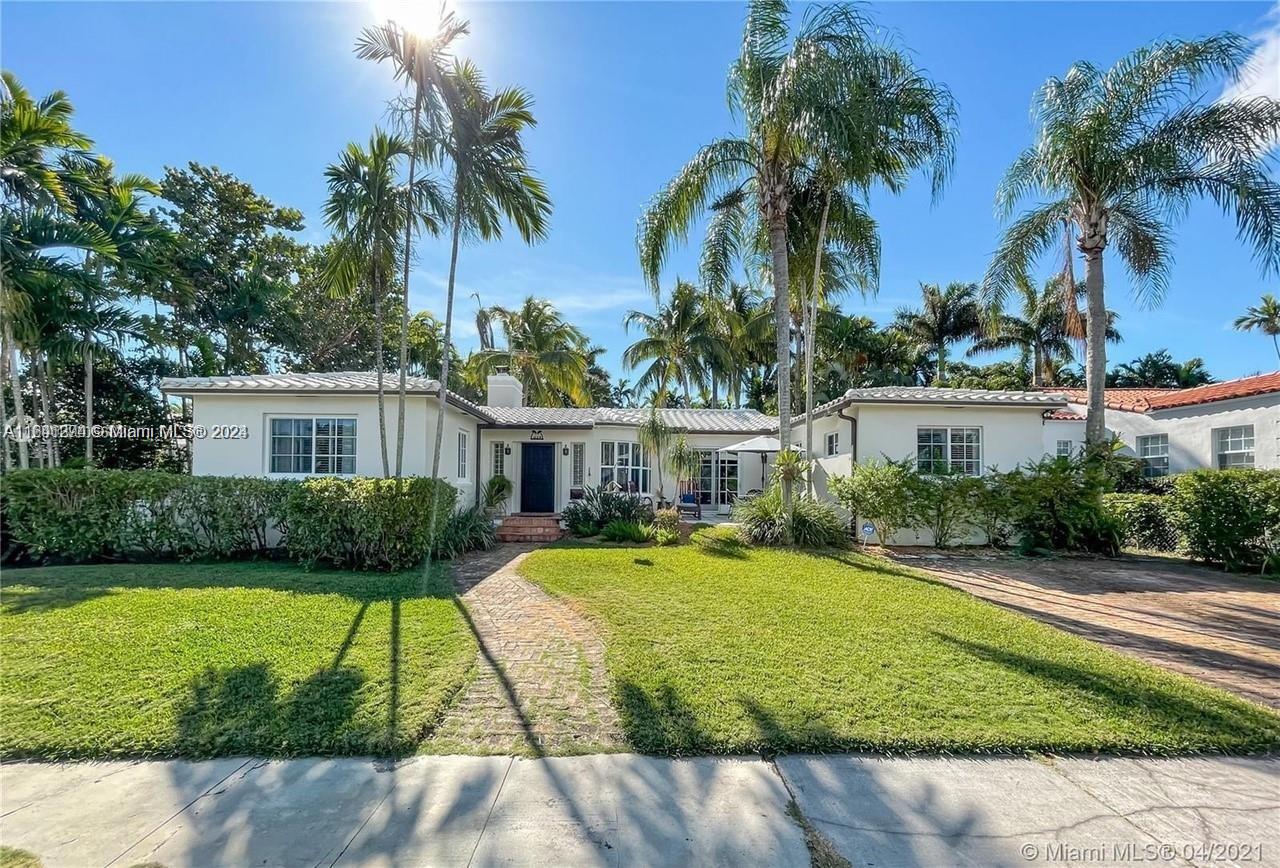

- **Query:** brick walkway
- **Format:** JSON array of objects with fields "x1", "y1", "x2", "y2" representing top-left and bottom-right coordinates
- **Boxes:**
[
  {"x1": 426, "y1": 544, "x2": 625, "y2": 756},
  {"x1": 892, "y1": 552, "x2": 1280, "y2": 708}
]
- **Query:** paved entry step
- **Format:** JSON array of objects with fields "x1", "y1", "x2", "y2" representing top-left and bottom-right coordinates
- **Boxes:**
[{"x1": 496, "y1": 513, "x2": 563, "y2": 543}]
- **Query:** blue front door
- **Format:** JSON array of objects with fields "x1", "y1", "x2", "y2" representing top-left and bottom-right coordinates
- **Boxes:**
[{"x1": 520, "y1": 442, "x2": 556, "y2": 513}]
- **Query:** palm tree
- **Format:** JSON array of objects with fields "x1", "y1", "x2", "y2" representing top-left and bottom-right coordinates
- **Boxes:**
[
  {"x1": 474, "y1": 297, "x2": 591, "y2": 407},
  {"x1": 1109, "y1": 350, "x2": 1215, "y2": 387},
  {"x1": 969, "y1": 275, "x2": 1120, "y2": 386},
  {"x1": 356, "y1": 13, "x2": 466, "y2": 476},
  {"x1": 637, "y1": 407, "x2": 674, "y2": 502},
  {"x1": 322, "y1": 131, "x2": 418, "y2": 477},
  {"x1": 1234, "y1": 293, "x2": 1280, "y2": 363},
  {"x1": 894, "y1": 282, "x2": 982, "y2": 385},
  {"x1": 985, "y1": 35, "x2": 1280, "y2": 445},
  {"x1": 639, "y1": 2, "x2": 954, "y2": 512},
  {"x1": 425, "y1": 61, "x2": 550, "y2": 488},
  {"x1": 623, "y1": 280, "x2": 726, "y2": 404}
]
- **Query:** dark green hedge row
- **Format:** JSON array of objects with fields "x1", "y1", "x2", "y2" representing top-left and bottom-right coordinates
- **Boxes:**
[
  {"x1": 1104, "y1": 470, "x2": 1280, "y2": 572},
  {"x1": 2, "y1": 469, "x2": 461, "y2": 571}
]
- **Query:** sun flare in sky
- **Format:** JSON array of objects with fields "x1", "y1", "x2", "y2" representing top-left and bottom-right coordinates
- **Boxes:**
[{"x1": 368, "y1": 0, "x2": 452, "y2": 39}]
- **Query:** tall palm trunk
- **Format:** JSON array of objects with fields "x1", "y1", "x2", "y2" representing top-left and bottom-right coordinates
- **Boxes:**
[
  {"x1": 766, "y1": 207, "x2": 793, "y2": 514},
  {"x1": 936, "y1": 341, "x2": 946, "y2": 386},
  {"x1": 40, "y1": 353, "x2": 58, "y2": 466},
  {"x1": 429, "y1": 189, "x2": 465, "y2": 546},
  {"x1": 2, "y1": 317, "x2": 29, "y2": 469},
  {"x1": 395, "y1": 95, "x2": 422, "y2": 478},
  {"x1": 1082, "y1": 247, "x2": 1107, "y2": 446},
  {"x1": 1031, "y1": 344, "x2": 1043, "y2": 388},
  {"x1": 85, "y1": 257, "x2": 103, "y2": 465},
  {"x1": 804, "y1": 190, "x2": 831, "y2": 495},
  {"x1": 372, "y1": 261, "x2": 391, "y2": 477}
]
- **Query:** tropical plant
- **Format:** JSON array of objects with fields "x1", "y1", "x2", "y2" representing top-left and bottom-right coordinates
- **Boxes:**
[
  {"x1": 828, "y1": 459, "x2": 914, "y2": 544},
  {"x1": 1234, "y1": 293, "x2": 1280, "y2": 363},
  {"x1": 475, "y1": 296, "x2": 591, "y2": 406},
  {"x1": 893, "y1": 282, "x2": 982, "y2": 385},
  {"x1": 623, "y1": 280, "x2": 725, "y2": 403},
  {"x1": 1107, "y1": 349, "x2": 1214, "y2": 387},
  {"x1": 600, "y1": 519, "x2": 652, "y2": 544},
  {"x1": 636, "y1": 407, "x2": 674, "y2": 500},
  {"x1": 985, "y1": 34, "x2": 1280, "y2": 444},
  {"x1": 639, "y1": 2, "x2": 955, "y2": 515},
  {"x1": 482, "y1": 473, "x2": 513, "y2": 515}
]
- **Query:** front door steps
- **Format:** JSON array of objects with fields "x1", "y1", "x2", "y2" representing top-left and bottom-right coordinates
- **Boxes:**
[{"x1": 496, "y1": 513, "x2": 563, "y2": 544}]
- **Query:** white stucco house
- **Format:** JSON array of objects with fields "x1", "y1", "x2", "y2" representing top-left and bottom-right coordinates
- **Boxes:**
[
  {"x1": 161, "y1": 371, "x2": 1073, "y2": 518},
  {"x1": 1041, "y1": 372, "x2": 1280, "y2": 477}
]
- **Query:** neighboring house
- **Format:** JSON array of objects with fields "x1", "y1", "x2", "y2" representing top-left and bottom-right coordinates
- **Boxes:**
[
  {"x1": 1044, "y1": 372, "x2": 1280, "y2": 477},
  {"x1": 162, "y1": 374, "x2": 1073, "y2": 526}
]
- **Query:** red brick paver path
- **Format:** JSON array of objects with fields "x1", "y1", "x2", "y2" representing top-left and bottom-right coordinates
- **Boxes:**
[
  {"x1": 892, "y1": 553, "x2": 1280, "y2": 709},
  {"x1": 426, "y1": 544, "x2": 625, "y2": 755}
]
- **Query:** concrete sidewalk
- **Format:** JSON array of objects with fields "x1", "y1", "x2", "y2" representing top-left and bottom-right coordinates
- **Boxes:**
[{"x1": 2, "y1": 754, "x2": 1276, "y2": 867}]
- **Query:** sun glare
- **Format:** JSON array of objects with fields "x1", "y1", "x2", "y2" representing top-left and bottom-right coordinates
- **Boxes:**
[{"x1": 369, "y1": 0, "x2": 449, "y2": 39}]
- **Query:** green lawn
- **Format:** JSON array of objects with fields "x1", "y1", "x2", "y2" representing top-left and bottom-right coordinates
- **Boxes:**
[
  {"x1": 520, "y1": 529, "x2": 1280, "y2": 755},
  {"x1": 1, "y1": 561, "x2": 476, "y2": 759}
]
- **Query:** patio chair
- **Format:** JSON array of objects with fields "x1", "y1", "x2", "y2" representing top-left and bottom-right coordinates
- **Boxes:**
[{"x1": 676, "y1": 485, "x2": 702, "y2": 520}]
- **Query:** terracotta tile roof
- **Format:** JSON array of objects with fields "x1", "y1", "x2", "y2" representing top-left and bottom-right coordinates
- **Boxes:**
[
  {"x1": 1052, "y1": 388, "x2": 1180, "y2": 412},
  {"x1": 1044, "y1": 409, "x2": 1085, "y2": 421},
  {"x1": 1052, "y1": 372, "x2": 1280, "y2": 412}
]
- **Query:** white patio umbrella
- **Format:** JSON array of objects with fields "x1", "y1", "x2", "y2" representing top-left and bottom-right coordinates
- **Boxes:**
[{"x1": 719, "y1": 435, "x2": 802, "y2": 492}]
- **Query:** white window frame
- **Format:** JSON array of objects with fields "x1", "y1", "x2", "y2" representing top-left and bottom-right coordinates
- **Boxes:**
[
  {"x1": 1214, "y1": 425, "x2": 1254, "y2": 469},
  {"x1": 570, "y1": 442, "x2": 586, "y2": 488},
  {"x1": 492, "y1": 440, "x2": 506, "y2": 479},
  {"x1": 600, "y1": 439, "x2": 651, "y2": 493},
  {"x1": 1136, "y1": 434, "x2": 1169, "y2": 477},
  {"x1": 458, "y1": 430, "x2": 469, "y2": 480},
  {"x1": 825, "y1": 431, "x2": 839, "y2": 457},
  {"x1": 1055, "y1": 439, "x2": 1074, "y2": 458},
  {"x1": 267, "y1": 415, "x2": 357, "y2": 477},
  {"x1": 916, "y1": 426, "x2": 983, "y2": 476}
]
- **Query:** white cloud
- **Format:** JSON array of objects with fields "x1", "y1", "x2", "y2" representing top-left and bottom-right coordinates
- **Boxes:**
[{"x1": 1221, "y1": 3, "x2": 1280, "y2": 104}]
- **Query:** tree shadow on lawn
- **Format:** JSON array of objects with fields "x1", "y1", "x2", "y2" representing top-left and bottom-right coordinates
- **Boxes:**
[
  {"x1": 933, "y1": 632, "x2": 1280, "y2": 751},
  {"x1": 0, "y1": 560, "x2": 454, "y2": 614}
]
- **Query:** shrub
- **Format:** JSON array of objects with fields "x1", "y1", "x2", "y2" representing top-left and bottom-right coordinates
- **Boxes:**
[
  {"x1": 1103, "y1": 493, "x2": 1183, "y2": 553},
  {"x1": 733, "y1": 489, "x2": 847, "y2": 548},
  {"x1": 969, "y1": 472, "x2": 1017, "y2": 547},
  {"x1": 600, "y1": 519, "x2": 651, "y2": 543},
  {"x1": 431, "y1": 505, "x2": 498, "y2": 559},
  {"x1": 1004, "y1": 457, "x2": 1120, "y2": 556},
  {"x1": 561, "y1": 486, "x2": 654, "y2": 534},
  {"x1": 2, "y1": 469, "x2": 292, "y2": 562},
  {"x1": 653, "y1": 527, "x2": 680, "y2": 546},
  {"x1": 568, "y1": 520, "x2": 599, "y2": 538},
  {"x1": 482, "y1": 475, "x2": 513, "y2": 515},
  {"x1": 285, "y1": 476, "x2": 455, "y2": 571},
  {"x1": 828, "y1": 459, "x2": 912, "y2": 544},
  {"x1": 653, "y1": 507, "x2": 680, "y2": 534},
  {"x1": 906, "y1": 471, "x2": 980, "y2": 548},
  {"x1": 1170, "y1": 469, "x2": 1280, "y2": 572},
  {"x1": 560, "y1": 498, "x2": 595, "y2": 533}
]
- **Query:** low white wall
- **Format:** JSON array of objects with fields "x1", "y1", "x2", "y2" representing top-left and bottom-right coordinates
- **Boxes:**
[{"x1": 189, "y1": 392, "x2": 480, "y2": 503}]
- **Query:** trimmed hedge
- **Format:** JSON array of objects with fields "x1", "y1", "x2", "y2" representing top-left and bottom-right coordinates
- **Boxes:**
[
  {"x1": 3, "y1": 469, "x2": 292, "y2": 561},
  {"x1": 283, "y1": 476, "x2": 456, "y2": 570},
  {"x1": 1102, "y1": 493, "x2": 1182, "y2": 553},
  {"x1": 3, "y1": 469, "x2": 460, "y2": 571},
  {"x1": 1169, "y1": 469, "x2": 1280, "y2": 572}
]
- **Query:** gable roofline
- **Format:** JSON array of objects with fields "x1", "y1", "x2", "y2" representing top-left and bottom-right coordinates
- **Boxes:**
[
  {"x1": 1050, "y1": 372, "x2": 1280, "y2": 413},
  {"x1": 797, "y1": 385, "x2": 1068, "y2": 425}
]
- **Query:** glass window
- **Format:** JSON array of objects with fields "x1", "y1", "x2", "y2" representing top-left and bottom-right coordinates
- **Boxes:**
[
  {"x1": 917, "y1": 426, "x2": 981, "y2": 476},
  {"x1": 269, "y1": 417, "x2": 354, "y2": 475},
  {"x1": 1136, "y1": 434, "x2": 1169, "y2": 477},
  {"x1": 695, "y1": 449, "x2": 715, "y2": 504},
  {"x1": 1215, "y1": 425, "x2": 1254, "y2": 469},
  {"x1": 1056, "y1": 439, "x2": 1073, "y2": 458},
  {"x1": 825, "y1": 432, "x2": 839, "y2": 457},
  {"x1": 600, "y1": 440, "x2": 650, "y2": 493},
  {"x1": 717, "y1": 455, "x2": 739, "y2": 506},
  {"x1": 571, "y1": 443, "x2": 586, "y2": 487},
  {"x1": 458, "y1": 431, "x2": 469, "y2": 479},
  {"x1": 492, "y1": 441, "x2": 505, "y2": 478}
]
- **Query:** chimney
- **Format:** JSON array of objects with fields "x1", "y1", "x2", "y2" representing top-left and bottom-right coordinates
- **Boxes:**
[{"x1": 486, "y1": 368, "x2": 524, "y2": 408}]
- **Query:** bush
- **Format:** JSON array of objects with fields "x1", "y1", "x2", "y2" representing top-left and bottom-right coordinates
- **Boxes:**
[
  {"x1": 828, "y1": 459, "x2": 912, "y2": 544},
  {"x1": 906, "y1": 471, "x2": 980, "y2": 548},
  {"x1": 1103, "y1": 493, "x2": 1183, "y2": 553},
  {"x1": 2, "y1": 469, "x2": 292, "y2": 562},
  {"x1": 1004, "y1": 457, "x2": 1121, "y2": 556},
  {"x1": 431, "y1": 504, "x2": 498, "y2": 559},
  {"x1": 653, "y1": 527, "x2": 680, "y2": 546},
  {"x1": 568, "y1": 519, "x2": 599, "y2": 538},
  {"x1": 600, "y1": 519, "x2": 652, "y2": 543},
  {"x1": 653, "y1": 507, "x2": 680, "y2": 534},
  {"x1": 970, "y1": 472, "x2": 1017, "y2": 547},
  {"x1": 1170, "y1": 469, "x2": 1280, "y2": 572},
  {"x1": 733, "y1": 489, "x2": 847, "y2": 548},
  {"x1": 560, "y1": 486, "x2": 654, "y2": 535},
  {"x1": 284, "y1": 476, "x2": 456, "y2": 570},
  {"x1": 482, "y1": 475, "x2": 513, "y2": 514}
]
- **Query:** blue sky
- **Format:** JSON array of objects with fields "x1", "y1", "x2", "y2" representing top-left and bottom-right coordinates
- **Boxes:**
[{"x1": 5, "y1": 1, "x2": 1279, "y2": 381}]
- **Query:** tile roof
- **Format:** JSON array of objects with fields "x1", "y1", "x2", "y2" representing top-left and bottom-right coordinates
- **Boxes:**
[
  {"x1": 1053, "y1": 373, "x2": 1280, "y2": 412},
  {"x1": 483, "y1": 406, "x2": 775, "y2": 433},
  {"x1": 1053, "y1": 387, "x2": 1180, "y2": 412},
  {"x1": 800, "y1": 386, "x2": 1068, "y2": 424},
  {"x1": 1044, "y1": 409, "x2": 1086, "y2": 421},
  {"x1": 483, "y1": 407, "x2": 597, "y2": 427}
]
